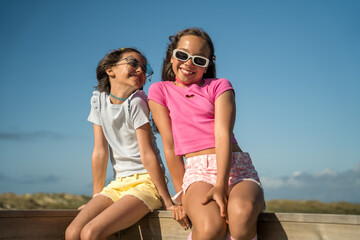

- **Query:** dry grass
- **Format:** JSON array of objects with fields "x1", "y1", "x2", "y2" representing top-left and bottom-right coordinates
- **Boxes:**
[
  {"x1": 0, "y1": 192, "x2": 90, "y2": 210},
  {"x1": 1, "y1": 193, "x2": 359, "y2": 215},
  {"x1": 266, "y1": 199, "x2": 360, "y2": 215}
]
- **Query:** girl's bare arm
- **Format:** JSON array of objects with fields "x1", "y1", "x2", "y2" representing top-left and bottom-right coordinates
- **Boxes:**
[
  {"x1": 136, "y1": 123, "x2": 174, "y2": 209},
  {"x1": 149, "y1": 100, "x2": 190, "y2": 230},
  {"x1": 202, "y1": 90, "x2": 236, "y2": 218},
  {"x1": 148, "y1": 100, "x2": 185, "y2": 193},
  {"x1": 91, "y1": 124, "x2": 109, "y2": 196}
]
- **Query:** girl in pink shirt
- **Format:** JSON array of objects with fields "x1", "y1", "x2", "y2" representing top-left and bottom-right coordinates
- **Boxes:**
[{"x1": 149, "y1": 28, "x2": 264, "y2": 240}]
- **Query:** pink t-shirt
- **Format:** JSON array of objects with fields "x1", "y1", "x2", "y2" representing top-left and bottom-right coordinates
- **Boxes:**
[{"x1": 148, "y1": 78, "x2": 238, "y2": 155}]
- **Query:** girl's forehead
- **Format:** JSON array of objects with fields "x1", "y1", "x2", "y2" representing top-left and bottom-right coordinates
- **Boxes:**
[
  {"x1": 177, "y1": 35, "x2": 210, "y2": 55},
  {"x1": 121, "y1": 52, "x2": 145, "y2": 62}
]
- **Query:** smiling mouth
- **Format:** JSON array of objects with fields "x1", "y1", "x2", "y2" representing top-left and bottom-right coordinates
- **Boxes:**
[{"x1": 181, "y1": 68, "x2": 195, "y2": 75}]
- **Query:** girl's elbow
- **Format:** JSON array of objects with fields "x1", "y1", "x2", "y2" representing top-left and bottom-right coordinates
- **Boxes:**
[
  {"x1": 140, "y1": 154, "x2": 157, "y2": 168},
  {"x1": 92, "y1": 150, "x2": 108, "y2": 162}
]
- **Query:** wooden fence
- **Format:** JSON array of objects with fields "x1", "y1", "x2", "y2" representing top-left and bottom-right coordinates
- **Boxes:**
[{"x1": 0, "y1": 210, "x2": 359, "y2": 239}]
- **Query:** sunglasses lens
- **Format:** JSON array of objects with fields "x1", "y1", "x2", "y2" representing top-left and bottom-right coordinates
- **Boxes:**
[
  {"x1": 175, "y1": 51, "x2": 189, "y2": 61},
  {"x1": 145, "y1": 64, "x2": 153, "y2": 76},
  {"x1": 128, "y1": 59, "x2": 139, "y2": 68},
  {"x1": 194, "y1": 57, "x2": 207, "y2": 66}
]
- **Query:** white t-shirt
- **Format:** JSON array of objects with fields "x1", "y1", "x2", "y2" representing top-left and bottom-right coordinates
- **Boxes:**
[{"x1": 88, "y1": 90, "x2": 164, "y2": 178}]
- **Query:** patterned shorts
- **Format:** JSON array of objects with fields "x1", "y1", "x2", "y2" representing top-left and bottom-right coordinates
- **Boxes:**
[{"x1": 182, "y1": 152, "x2": 262, "y2": 194}]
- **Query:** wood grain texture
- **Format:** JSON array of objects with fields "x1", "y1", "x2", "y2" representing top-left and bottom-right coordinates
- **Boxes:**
[{"x1": 0, "y1": 210, "x2": 359, "y2": 239}]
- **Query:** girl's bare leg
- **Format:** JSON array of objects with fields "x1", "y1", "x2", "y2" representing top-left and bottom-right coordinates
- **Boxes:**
[
  {"x1": 227, "y1": 181, "x2": 264, "y2": 240},
  {"x1": 65, "y1": 195, "x2": 113, "y2": 240},
  {"x1": 183, "y1": 182, "x2": 227, "y2": 240},
  {"x1": 80, "y1": 195, "x2": 150, "y2": 240}
]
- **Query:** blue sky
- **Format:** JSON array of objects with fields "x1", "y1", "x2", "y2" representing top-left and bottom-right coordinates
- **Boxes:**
[{"x1": 0, "y1": 0, "x2": 359, "y2": 203}]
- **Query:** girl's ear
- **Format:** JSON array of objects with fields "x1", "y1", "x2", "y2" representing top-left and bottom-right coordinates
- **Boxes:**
[{"x1": 106, "y1": 67, "x2": 115, "y2": 78}]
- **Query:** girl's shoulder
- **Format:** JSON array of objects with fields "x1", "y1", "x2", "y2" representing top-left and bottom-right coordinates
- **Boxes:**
[
  {"x1": 128, "y1": 90, "x2": 148, "y2": 107},
  {"x1": 204, "y1": 78, "x2": 233, "y2": 89},
  {"x1": 91, "y1": 90, "x2": 108, "y2": 100},
  {"x1": 91, "y1": 90, "x2": 100, "y2": 99},
  {"x1": 129, "y1": 89, "x2": 147, "y2": 100},
  {"x1": 149, "y1": 81, "x2": 170, "y2": 90},
  {"x1": 148, "y1": 81, "x2": 173, "y2": 99},
  {"x1": 90, "y1": 90, "x2": 106, "y2": 112},
  {"x1": 203, "y1": 78, "x2": 234, "y2": 100},
  {"x1": 204, "y1": 78, "x2": 232, "y2": 86}
]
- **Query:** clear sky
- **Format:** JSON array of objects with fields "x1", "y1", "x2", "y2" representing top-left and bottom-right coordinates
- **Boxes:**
[{"x1": 1, "y1": 0, "x2": 359, "y2": 203}]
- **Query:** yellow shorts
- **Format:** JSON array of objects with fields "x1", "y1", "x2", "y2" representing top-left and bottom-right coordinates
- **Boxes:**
[{"x1": 98, "y1": 173, "x2": 162, "y2": 212}]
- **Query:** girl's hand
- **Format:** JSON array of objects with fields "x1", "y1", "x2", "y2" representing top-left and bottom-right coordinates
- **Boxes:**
[
  {"x1": 77, "y1": 204, "x2": 86, "y2": 210},
  {"x1": 163, "y1": 199, "x2": 176, "y2": 211},
  {"x1": 169, "y1": 205, "x2": 191, "y2": 230},
  {"x1": 201, "y1": 186, "x2": 228, "y2": 218}
]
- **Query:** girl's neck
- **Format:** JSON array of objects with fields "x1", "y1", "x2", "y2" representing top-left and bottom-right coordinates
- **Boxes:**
[
  {"x1": 109, "y1": 86, "x2": 136, "y2": 105},
  {"x1": 175, "y1": 77, "x2": 203, "y2": 87}
]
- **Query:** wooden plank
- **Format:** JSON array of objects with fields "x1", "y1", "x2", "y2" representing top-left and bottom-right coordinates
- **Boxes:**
[
  {"x1": 259, "y1": 221, "x2": 360, "y2": 240},
  {"x1": 257, "y1": 213, "x2": 360, "y2": 240},
  {"x1": 0, "y1": 210, "x2": 359, "y2": 240},
  {"x1": 0, "y1": 210, "x2": 77, "y2": 240},
  {"x1": 260, "y1": 212, "x2": 360, "y2": 224},
  {"x1": 118, "y1": 212, "x2": 191, "y2": 240}
]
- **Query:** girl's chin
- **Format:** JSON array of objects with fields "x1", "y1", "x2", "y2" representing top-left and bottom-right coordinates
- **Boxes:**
[
  {"x1": 178, "y1": 76, "x2": 199, "y2": 85},
  {"x1": 178, "y1": 73, "x2": 195, "y2": 81}
]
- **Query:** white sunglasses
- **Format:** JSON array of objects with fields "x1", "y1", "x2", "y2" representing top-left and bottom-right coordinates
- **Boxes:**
[{"x1": 172, "y1": 49, "x2": 210, "y2": 68}]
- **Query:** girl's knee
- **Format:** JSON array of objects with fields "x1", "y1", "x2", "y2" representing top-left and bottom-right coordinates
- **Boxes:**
[
  {"x1": 65, "y1": 223, "x2": 81, "y2": 240},
  {"x1": 80, "y1": 223, "x2": 103, "y2": 240},
  {"x1": 228, "y1": 200, "x2": 260, "y2": 239},
  {"x1": 230, "y1": 199, "x2": 260, "y2": 222}
]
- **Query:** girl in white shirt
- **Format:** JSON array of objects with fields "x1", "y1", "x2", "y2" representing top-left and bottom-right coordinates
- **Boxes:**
[{"x1": 66, "y1": 48, "x2": 174, "y2": 240}]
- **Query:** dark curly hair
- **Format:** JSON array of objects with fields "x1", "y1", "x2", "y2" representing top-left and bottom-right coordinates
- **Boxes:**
[
  {"x1": 95, "y1": 48, "x2": 148, "y2": 93},
  {"x1": 161, "y1": 27, "x2": 216, "y2": 82}
]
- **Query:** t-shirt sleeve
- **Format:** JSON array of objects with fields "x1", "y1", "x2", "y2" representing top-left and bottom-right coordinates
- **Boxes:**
[
  {"x1": 129, "y1": 92, "x2": 150, "y2": 130},
  {"x1": 212, "y1": 78, "x2": 235, "y2": 102},
  {"x1": 148, "y1": 82, "x2": 167, "y2": 107},
  {"x1": 87, "y1": 91, "x2": 102, "y2": 126}
]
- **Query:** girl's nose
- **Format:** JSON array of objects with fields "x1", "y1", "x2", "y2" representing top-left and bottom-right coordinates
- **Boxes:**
[
  {"x1": 184, "y1": 57, "x2": 194, "y2": 66},
  {"x1": 135, "y1": 65, "x2": 144, "y2": 73}
]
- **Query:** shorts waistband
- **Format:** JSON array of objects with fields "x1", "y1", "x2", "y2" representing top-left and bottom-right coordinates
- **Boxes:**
[
  {"x1": 184, "y1": 143, "x2": 242, "y2": 159},
  {"x1": 118, "y1": 173, "x2": 147, "y2": 181}
]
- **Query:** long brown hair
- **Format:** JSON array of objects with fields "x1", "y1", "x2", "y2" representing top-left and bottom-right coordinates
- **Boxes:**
[
  {"x1": 95, "y1": 48, "x2": 148, "y2": 93},
  {"x1": 161, "y1": 27, "x2": 216, "y2": 82}
]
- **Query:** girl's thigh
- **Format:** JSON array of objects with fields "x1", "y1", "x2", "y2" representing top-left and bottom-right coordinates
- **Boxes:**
[
  {"x1": 84, "y1": 195, "x2": 150, "y2": 237},
  {"x1": 68, "y1": 194, "x2": 114, "y2": 230},
  {"x1": 183, "y1": 182, "x2": 226, "y2": 228}
]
